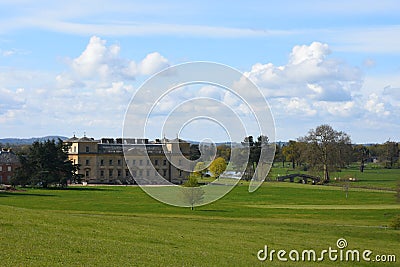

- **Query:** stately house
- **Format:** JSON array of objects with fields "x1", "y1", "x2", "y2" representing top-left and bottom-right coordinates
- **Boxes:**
[
  {"x1": 0, "y1": 148, "x2": 20, "y2": 184},
  {"x1": 64, "y1": 136, "x2": 191, "y2": 185}
]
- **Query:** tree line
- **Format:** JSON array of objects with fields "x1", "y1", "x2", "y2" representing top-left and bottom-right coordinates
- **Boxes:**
[{"x1": 190, "y1": 124, "x2": 399, "y2": 183}]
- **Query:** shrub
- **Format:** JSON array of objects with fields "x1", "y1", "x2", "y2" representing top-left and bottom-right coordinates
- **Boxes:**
[{"x1": 390, "y1": 215, "x2": 400, "y2": 230}]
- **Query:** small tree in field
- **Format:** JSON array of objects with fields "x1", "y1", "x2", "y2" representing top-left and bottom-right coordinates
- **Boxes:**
[
  {"x1": 182, "y1": 175, "x2": 204, "y2": 210},
  {"x1": 209, "y1": 157, "x2": 227, "y2": 178}
]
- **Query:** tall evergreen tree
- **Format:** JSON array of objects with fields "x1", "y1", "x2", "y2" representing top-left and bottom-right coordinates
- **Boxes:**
[{"x1": 12, "y1": 139, "x2": 77, "y2": 187}]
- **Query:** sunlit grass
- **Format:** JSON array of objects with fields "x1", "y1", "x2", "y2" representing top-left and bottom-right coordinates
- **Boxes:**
[{"x1": 0, "y1": 166, "x2": 399, "y2": 266}]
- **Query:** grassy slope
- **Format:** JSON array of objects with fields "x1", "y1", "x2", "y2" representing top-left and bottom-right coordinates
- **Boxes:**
[{"x1": 0, "y1": 169, "x2": 399, "y2": 266}]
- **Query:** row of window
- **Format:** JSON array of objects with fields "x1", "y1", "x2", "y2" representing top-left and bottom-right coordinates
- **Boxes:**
[
  {"x1": 84, "y1": 159, "x2": 169, "y2": 166},
  {"x1": 70, "y1": 146, "x2": 92, "y2": 153},
  {"x1": 84, "y1": 169, "x2": 183, "y2": 178},
  {"x1": 0, "y1": 166, "x2": 12, "y2": 172}
]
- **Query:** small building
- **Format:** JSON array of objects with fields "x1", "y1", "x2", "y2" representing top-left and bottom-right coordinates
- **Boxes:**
[
  {"x1": 64, "y1": 136, "x2": 192, "y2": 185},
  {"x1": 0, "y1": 149, "x2": 20, "y2": 184}
]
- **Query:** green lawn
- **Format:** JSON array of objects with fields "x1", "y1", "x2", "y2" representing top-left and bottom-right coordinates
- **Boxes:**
[
  {"x1": 1, "y1": 167, "x2": 399, "y2": 266},
  {"x1": 270, "y1": 163, "x2": 400, "y2": 189}
]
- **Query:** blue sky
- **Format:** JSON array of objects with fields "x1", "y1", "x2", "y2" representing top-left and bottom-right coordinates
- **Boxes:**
[{"x1": 0, "y1": 0, "x2": 399, "y2": 143}]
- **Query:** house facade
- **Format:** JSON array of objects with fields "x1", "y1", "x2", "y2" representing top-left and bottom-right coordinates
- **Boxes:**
[
  {"x1": 64, "y1": 136, "x2": 191, "y2": 185},
  {"x1": 0, "y1": 149, "x2": 20, "y2": 184}
]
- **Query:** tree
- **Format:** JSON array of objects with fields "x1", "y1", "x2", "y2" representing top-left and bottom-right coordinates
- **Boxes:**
[
  {"x1": 12, "y1": 139, "x2": 77, "y2": 188},
  {"x1": 10, "y1": 156, "x2": 32, "y2": 187},
  {"x1": 216, "y1": 144, "x2": 231, "y2": 162},
  {"x1": 241, "y1": 135, "x2": 269, "y2": 179},
  {"x1": 209, "y1": 157, "x2": 227, "y2": 178},
  {"x1": 382, "y1": 141, "x2": 399, "y2": 169},
  {"x1": 274, "y1": 143, "x2": 285, "y2": 167},
  {"x1": 300, "y1": 124, "x2": 352, "y2": 182},
  {"x1": 353, "y1": 145, "x2": 370, "y2": 172},
  {"x1": 189, "y1": 144, "x2": 201, "y2": 160},
  {"x1": 182, "y1": 175, "x2": 204, "y2": 210},
  {"x1": 282, "y1": 140, "x2": 301, "y2": 169},
  {"x1": 193, "y1": 161, "x2": 207, "y2": 178}
]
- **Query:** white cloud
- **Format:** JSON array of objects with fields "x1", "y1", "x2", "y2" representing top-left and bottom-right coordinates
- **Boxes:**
[
  {"x1": 245, "y1": 42, "x2": 362, "y2": 101},
  {"x1": 279, "y1": 97, "x2": 317, "y2": 116},
  {"x1": 314, "y1": 101, "x2": 355, "y2": 117},
  {"x1": 0, "y1": 87, "x2": 25, "y2": 114},
  {"x1": 68, "y1": 36, "x2": 169, "y2": 82},
  {"x1": 364, "y1": 93, "x2": 390, "y2": 116},
  {"x1": 138, "y1": 52, "x2": 169, "y2": 75}
]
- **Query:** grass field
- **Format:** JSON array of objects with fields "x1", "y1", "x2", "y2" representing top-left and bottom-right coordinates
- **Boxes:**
[{"x1": 1, "y1": 166, "x2": 399, "y2": 266}]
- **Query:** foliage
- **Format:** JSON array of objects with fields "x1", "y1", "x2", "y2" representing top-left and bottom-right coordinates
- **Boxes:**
[
  {"x1": 241, "y1": 135, "x2": 269, "y2": 179},
  {"x1": 216, "y1": 144, "x2": 231, "y2": 162},
  {"x1": 189, "y1": 144, "x2": 201, "y2": 160},
  {"x1": 209, "y1": 157, "x2": 227, "y2": 178},
  {"x1": 382, "y1": 141, "x2": 399, "y2": 168},
  {"x1": 182, "y1": 174, "x2": 204, "y2": 210},
  {"x1": 11, "y1": 139, "x2": 77, "y2": 188},
  {"x1": 299, "y1": 124, "x2": 352, "y2": 182},
  {"x1": 368, "y1": 141, "x2": 399, "y2": 169},
  {"x1": 390, "y1": 215, "x2": 400, "y2": 230},
  {"x1": 193, "y1": 161, "x2": 208, "y2": 178},
  {"x1": 397, "y1": 180, "x2": 400, "y2": 203},
  {"x1": 282, "y1": 140, "x2": 303, "y2": 169},
  {"x1": 352, "y1": 144, "x2": 370, "y2": 172}
]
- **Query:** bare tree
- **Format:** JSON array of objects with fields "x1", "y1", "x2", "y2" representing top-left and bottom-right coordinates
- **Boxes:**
[{"x1": 299, "y1": 124, "x2": 352, "y2": 182}]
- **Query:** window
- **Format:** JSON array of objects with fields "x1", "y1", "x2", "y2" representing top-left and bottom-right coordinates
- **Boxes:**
[
  {"x1": 0, "y1": 166, "x2": 2, "y2": 171},
  {"x1": 179, "y1": 159, "x2": 182, "y2": 165},
  {"x1": 163, "y1": 159, "x2": 167, "y2": 166},
  {"x1": 109, "y1": 169, "x2": 113, "y2": 177},
  {"x1": 100, "y1": 170, "x2": 104, "y2": 177},
  {"x1": 132, "y1": 170, "x2": 137, "y2": 176},
  {"x1": 85, "y1": 146, "x2": 89, "y2": 152},
  {"x1": 146, "y1": 170, "x2": 150, "y2": 176},
  {"x1": 100, "y1": 159, "x2": 104, "y2": 166},
  {"x1": 155, "y1": 159, "x2": 158, "y2": 165},
  {"x1": 73, "y1": 146, "x2": 76, "y2": 153},
  {"x1": 117, "y1": 170, "x2": 121, "y2": 177},
  {"x1": 117, "y1": 159, "x2": 122, "y2": 166},
  {"x1": 139, "y1": 170, "x2": 143, "y2": 176},
  {"x1": 179, "y1": 170, "x2": 183, "y2": 177},
  {"x1": 85, "y1": 170, "x2": 90, "y2": 177},
  {"x1": 125, "y1": 169, "x2": 129, "y2": 177},
  {"x1": 163, "y1": 169, "x2": 167, "y2": 176},
  {"x1": 132, "y1": 159, "x2": 136, "y2": 165},
  {"x1": 7, "y1": 166, "x2": 11, "y2": 172},
  {"x1": 139, "y1": 159, "x2": 143, "y2": 166},
  {"x1": 109, "y1": 159, "x2": 113, "y2": 166},
  {"x1": 85, "y1": 159, "x2": 90, "y2": 166},
  {"x1": 147, "y1": 160, "x2": 150, "y2": 166}
]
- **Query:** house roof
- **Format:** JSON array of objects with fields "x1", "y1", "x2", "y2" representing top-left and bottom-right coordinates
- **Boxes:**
[{"x1": 0, "y1": 151, "x2": 20, "y2": 164}]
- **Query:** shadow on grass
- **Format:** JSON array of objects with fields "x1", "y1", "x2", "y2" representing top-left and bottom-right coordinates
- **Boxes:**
[
  {"x1": 44, "y1": 187, "x2": 116, "y2": 191},
  {"x1": 0, "y1": 191, "x2": 56, "y2": 197},
  {"x1": 198, "y1": 209, "x2": 229, "y2": 213}
]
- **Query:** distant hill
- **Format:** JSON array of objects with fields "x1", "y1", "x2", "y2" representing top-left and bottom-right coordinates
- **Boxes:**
[{"x1": 0, "y1": 136, "x2": 68, "y2": 145}]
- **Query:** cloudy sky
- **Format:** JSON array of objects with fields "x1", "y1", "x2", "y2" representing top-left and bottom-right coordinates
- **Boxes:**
[{"x1": 0, "y1": 0, "x2": 399, "y2": 143}]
